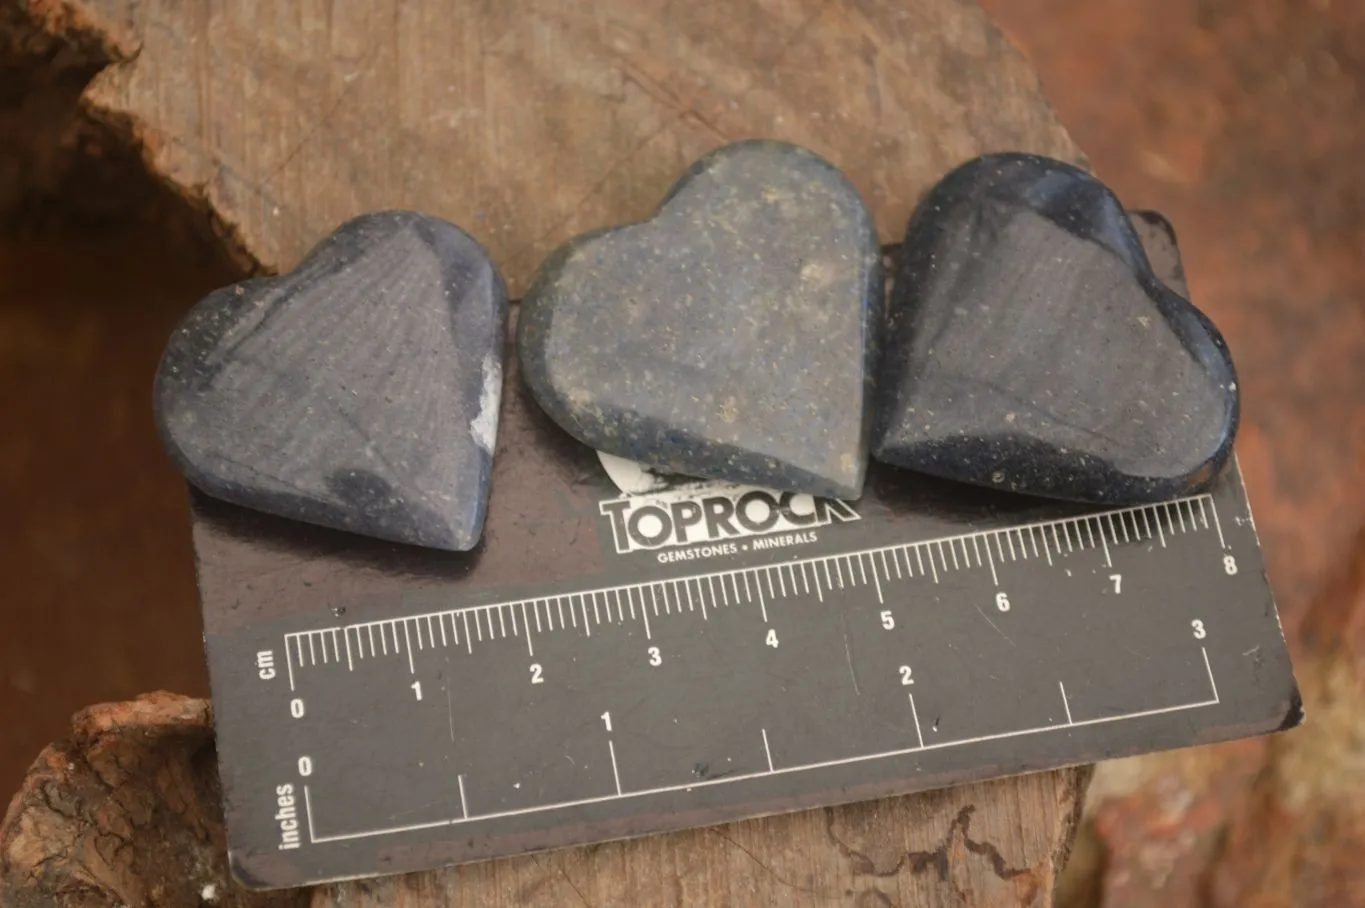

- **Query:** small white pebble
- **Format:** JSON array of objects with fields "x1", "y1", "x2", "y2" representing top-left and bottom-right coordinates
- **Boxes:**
[{"x1": 201, "y1": 883, "x2": 218, "y2": 902}]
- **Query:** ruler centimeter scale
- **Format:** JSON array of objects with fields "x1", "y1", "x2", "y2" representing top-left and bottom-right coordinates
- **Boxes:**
[{"x1": 288, "y1": 494, "x2": 1227, "y2": 686}]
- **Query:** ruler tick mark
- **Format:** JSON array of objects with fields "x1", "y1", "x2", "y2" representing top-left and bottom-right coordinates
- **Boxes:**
[
  {"x1": 344, "y1": 629, "x2": 353, "y2": 671},
  {"x1": 908, "y1": 693, "x2": 925, "y2": 748},
  {"x1": 986, "y1": 541, "x2": 999, "y2": 586},
  {"x1": 971, "y1": 535, "x2": 983, "y2": 568},
  {"x1": 608, "y1": 740, "x2": 622, "y2": 796},
  {"x1": 521, "y1": 602, "x2": 534, "y2": 657},
  {"x1": 582, "y1": 597, "x2": 593, "y2": 636},
  {"x1": 994, "y1": 532, "x2": 1006, "y2": 562},
  {"x1": 698, "y1": 580, "x2": 709, "y2": 620},
  {"x1": 685, "y1": 581, "x2": 696, "y2": 613},
  {"x1": 757, "y1": 581, "x2": 768, "y2": 622},
  {"x1": 1005, "y1": 531, "x2": 1016, "y2": 562},
  {"x1": 402, "y1": 621, "x2": 415, "y2": 674},
  {"x1": 776, "y1": 568, "x2": 787, "y2": 598},
  {"x1": 533, "y1": 601, "x2": 543, "y2": 634},
  {"x1": 1203, "y1": 646, "x2": 1220, "y2": 702},
  {"x1": 871, "y1": 556, "x2": 883, "y2": 603},
  {"x1": 1060, "y1": 682, "x2": 1073, "y2": 724},
  {"x1": 766, "y1": 568, "x2": 776, "y2": 600},
  {"x1": 462, "y1": 612, "x2": 472, "y2": 653},
  {"x1": 948, "y1": 541, "x2": 960, "y2": 570},
  {"x1": 762, "y1": 728, "x2": 775, "y2": 772},
  {"x1": 935, "y1": 541, "x2": 949, "y2": 573},
  {"x1": 1099, "y1": 520, "x2": 1112, "y2": 567},
  {"x1": 1037, "y1": 528, "x2": 1053, "y2": 565},
  {"x1": 641, "y1": 590, "x2": 653, "y2": 639},
  {"x1": 614, "y1": 590, "x2": 625, "y2": 623},
  {"x1": 1015, "y1": 529, "x2": 1029, "y2": 560},
  {"x1": 1209, "y1": 498, "x2": 1227, "y2": 550},
  {"x1": 458, "y1": 775, "x2": 468, "y2": 819},
  {"x1": 304, "y1": 785, "x2": 317, "y2": 843},
  {"x1": 307, "y1": 633, "x2": 316, "y2": 666},
  {"x1": 743, "y1": 572, "x2": 754, "y2": 603}
]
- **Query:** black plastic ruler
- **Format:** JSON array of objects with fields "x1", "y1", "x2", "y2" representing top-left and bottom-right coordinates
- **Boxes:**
[{"x1": 194, "y1": 215, "x2": 1300, "y2": 889}]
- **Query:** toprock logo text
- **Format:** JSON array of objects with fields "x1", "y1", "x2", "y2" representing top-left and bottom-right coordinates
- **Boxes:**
[{"x1": 599, "y1": 484, "x2": 860, "y2": 555}]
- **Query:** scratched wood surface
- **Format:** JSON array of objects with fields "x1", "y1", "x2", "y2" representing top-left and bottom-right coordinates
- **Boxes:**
[{"x1": 2, "y1": 0, "x2": 1092, "y2": 905}]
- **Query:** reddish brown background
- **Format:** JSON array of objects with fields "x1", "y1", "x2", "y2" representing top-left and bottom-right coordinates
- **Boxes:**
[{"x1": 2, "y1": 0, "x2": 1363, "y2": 901}]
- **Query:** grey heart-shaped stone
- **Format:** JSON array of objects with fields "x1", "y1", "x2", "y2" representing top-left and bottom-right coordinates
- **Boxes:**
[
  {"x1": 154, "y1": 211, "x2": 507, "y2": 550},
  {"x1": 872, "y1": 153, "x2": 1238, "y2": 504},
  {"x1": 517, "y1": 140, "x2": 882, "y2": 499}
]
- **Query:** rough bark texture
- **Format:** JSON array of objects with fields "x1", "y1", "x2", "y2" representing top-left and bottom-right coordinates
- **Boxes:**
[
  {"x1": 0, "y1": 0, "x2": 1094, "y2": 904},
  {"x1": 0, "y1": 694, "x2": 306, "y2": 908}
]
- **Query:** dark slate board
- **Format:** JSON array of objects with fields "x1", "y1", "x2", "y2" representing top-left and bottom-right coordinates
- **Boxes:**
[{"x1": 190, "y1": 214, "x2": 1300, "y2": 890}]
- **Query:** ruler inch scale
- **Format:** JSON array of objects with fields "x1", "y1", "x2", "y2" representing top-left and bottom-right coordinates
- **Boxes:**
[{"x1": 197, "y1": 214, "x2": 1301, "y2": 890}]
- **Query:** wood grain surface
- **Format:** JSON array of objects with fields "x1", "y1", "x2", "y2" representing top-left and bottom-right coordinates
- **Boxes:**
[{"x1": 2, "y1": 1, "x2": 1093, "y2": 904}]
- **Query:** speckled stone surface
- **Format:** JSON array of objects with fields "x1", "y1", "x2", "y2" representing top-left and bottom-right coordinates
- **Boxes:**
[
  {"x1": 154, "y1": 211, "x2": 507, "y2": 551},
  {"x1": 872, "y1": 153, "x2": 1238, "y2": 504},
  {"x1": 517, "y1": 140, "x2": 882, "y2": 499}
]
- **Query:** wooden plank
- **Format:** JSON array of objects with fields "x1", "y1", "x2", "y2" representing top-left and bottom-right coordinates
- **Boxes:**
[{"x1": 70, "y1": 0, "x2": 1081, "y2": 291}]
